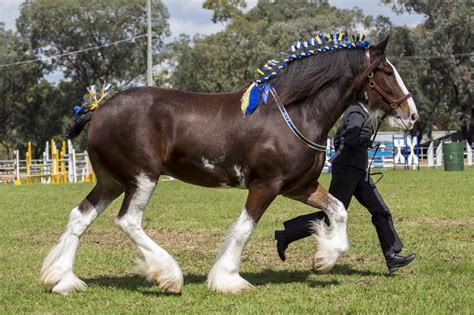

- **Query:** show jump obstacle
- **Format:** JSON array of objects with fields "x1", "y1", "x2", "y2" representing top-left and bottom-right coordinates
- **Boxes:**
[{"x1": 0, "y1": 140, "x2": 95, "y2": 185}]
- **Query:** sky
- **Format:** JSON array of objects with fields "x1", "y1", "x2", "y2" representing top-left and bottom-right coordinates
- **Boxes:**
[{"x1": 1, "y1": 0, "x2": 425, "y2": 37}]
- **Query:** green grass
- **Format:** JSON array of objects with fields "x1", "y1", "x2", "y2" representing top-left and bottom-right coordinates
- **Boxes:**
[{"x1": 0, "y1": 169, "x2": 473, "y2": 314}]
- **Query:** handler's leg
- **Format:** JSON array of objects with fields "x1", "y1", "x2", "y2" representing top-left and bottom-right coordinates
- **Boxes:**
[
  {"x1": 354, "y1": 176, "x2": 403, "y2": 256},
  {"x1": 353, "y1": 176, "x2": 415, "y2": 272}
]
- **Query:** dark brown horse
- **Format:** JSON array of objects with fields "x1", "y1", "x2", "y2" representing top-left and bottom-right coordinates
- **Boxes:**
[{"x1": 41, "y1": 36, "x2": 418, "y2": 295}]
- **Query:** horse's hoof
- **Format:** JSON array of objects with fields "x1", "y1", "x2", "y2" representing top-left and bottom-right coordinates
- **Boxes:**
[
  {"x1": 207, "y1": 272, "x2": 253, "y2": 294},
  {"x1": 136, "y1": 259, "x2": 183, "y2": 294},
  {"x1": 313, "y1": 262, "x2": 334, "y2": 274},
  {"x1": 156, "y1": 277, "x2": 183, "y2": 294},
  {"x1": 50, "y1": 273, "x2": 87, "y2": 295},
  {"x1": 313, "y1": 253, "x2": 337, "y2": 274}
]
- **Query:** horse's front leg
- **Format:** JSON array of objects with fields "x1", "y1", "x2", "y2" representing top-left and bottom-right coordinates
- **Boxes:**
[
  {"x1": 207, "y1": 181, "x2": 281, "y2": 293},
  {"x1": 287, "y1": 181, "x2": 349, "y2": 273}
]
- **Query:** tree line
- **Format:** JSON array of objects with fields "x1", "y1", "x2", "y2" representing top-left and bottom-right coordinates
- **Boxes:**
[{"x1": 0, "y1": 0, "x2": 472, "y2": 159}]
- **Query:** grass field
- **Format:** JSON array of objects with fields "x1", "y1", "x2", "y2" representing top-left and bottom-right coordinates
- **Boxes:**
[{"x1": 0, "y1": 169, "x2": 473, "y2": 314}]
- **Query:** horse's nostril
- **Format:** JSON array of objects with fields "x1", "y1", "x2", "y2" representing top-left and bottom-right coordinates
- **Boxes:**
[{"x1": 410, "y1": 113, "x2": 419, "y2": 122}]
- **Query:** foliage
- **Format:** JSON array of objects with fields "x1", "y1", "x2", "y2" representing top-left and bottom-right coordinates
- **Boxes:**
[
  {"x1": 203, "y1": 0, "x2": 247, "y2": 23},
  {"x1": 168, "y1": 0, "x2": 363, "y2": 92},
  {"x1": 377, "y1": 0, "x2": 473, "y2": 140},
  {"x1": 16, "y1": 0, "x2": 170, "y2": 88},
  {"x1": 14, "y1": 80, "x2": 71, "y2": 157},
  {"x1": 0, "y1": 0, "x2": 170, "y2": 156},
  {"x1": 0, "y1": 23, "x2": 45, "y2": 157},
  {"x1": 0, "y1": 170, "x2": 473, "y2": 313}
]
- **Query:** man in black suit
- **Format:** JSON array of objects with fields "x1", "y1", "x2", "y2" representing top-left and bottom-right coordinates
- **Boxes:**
[{"x1": 275, "y1": 102, "x2": 415, "y2": 273}]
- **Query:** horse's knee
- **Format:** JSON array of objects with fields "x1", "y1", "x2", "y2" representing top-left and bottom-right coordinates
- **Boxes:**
[
  {"x1": 66, "y1": 207, "x2": 98, "y2": 236},
  {"x1": 115, "y1": 215, "x2": 139, "y2": 234}
]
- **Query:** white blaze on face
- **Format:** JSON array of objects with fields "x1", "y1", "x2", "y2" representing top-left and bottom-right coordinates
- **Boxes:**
[{"x1": 386, "y1": 59, "x2": 418, "y2": 118}]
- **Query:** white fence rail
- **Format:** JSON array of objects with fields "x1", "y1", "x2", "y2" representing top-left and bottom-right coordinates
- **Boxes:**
[{"x1": 324, "y1": 136, "x2": 472, "y2": 172}]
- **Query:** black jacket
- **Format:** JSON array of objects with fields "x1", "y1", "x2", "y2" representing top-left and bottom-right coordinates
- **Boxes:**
[{"x1": 332, "y1": 103, "x2": 374, "y2": 170}]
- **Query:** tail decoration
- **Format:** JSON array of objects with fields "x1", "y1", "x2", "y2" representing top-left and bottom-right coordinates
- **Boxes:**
[
  {"x1": 240, "y1": 31, "x2": 370, "y2": 115},
  {"x1": 65, "y1": 82, "x2": 113, "y2": 139},
  {"x1": 72, "y1": 82, "x2": 113, "y2": 117}
]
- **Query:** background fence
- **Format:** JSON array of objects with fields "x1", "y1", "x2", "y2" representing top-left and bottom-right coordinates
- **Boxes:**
[{"x1": 1, "y1": 135, "x2": 472, "y2": 185}]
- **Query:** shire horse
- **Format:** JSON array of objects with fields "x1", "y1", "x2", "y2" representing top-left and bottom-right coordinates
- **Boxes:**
[{"x1": 41, "y1": 35, "x2": 418, "y2": 295}]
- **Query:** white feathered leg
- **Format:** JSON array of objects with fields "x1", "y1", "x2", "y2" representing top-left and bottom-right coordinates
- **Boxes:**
[
  {"x1": 311, "y1": 195, "x2": 349, "y2": 273},
  {"x1": 40, "y1": 199, "x2": 109, "y2": 295},
  {"x1": 207, "y1": 208, "x2": 256, "y2": 293},
  {"x1": 115, "y1": 174, "x2": 183, "y2": 294}
]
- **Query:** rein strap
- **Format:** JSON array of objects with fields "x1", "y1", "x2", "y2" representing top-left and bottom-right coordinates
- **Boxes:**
[{"x1": 269, "y1": 86, "x2": 327, "y2": 152}]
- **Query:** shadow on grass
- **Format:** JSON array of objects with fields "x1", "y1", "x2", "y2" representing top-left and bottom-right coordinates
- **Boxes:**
[
  {"x1": 84, "y1": 265, "x2": 386, "y2": 294},
  {"x1": 244, "y1": 269, "x2": 311, "y2": 285},
  {"x1": 188, "y1": 269, "x2": 339, "y2": 288},
  {"x1": 84, "y1": 275, "x2": 181, "y2": 297},
  {"x1": 330, "y1": 264, "x2": 387, "y2": 277}
]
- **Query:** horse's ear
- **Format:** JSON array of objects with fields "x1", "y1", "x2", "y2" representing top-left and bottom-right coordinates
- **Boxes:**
[{"x1": 373, "y1": 35, "x2": 390, "y2": 53}]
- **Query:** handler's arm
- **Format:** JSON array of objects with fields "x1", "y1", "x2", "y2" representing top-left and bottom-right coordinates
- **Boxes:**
[{"x1": 342, "y1": 111, "x2": 372, "y2": 149}]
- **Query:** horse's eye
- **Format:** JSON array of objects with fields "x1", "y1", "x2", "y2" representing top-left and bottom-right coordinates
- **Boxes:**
[{"x1": 381, "y1": 61, "x2": 393, "y2": 75}]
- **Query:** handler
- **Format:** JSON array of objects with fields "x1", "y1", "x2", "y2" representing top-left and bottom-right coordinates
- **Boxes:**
[{"x1": 275, "y1": 102, "x2": 415, "y2": 273}]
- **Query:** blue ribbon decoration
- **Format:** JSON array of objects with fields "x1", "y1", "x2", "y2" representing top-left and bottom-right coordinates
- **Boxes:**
[{"x1": 73, "y1": 105, "x2": 83, "y2": 117}]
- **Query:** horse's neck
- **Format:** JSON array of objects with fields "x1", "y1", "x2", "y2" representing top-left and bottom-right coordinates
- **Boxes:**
[{"x1": 287, "y1": 83, "x2": 353, "y2": 145}]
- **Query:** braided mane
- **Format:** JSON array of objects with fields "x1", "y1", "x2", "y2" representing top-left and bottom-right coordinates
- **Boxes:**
[{"x1": 241, "y1": 32, "x2": 371, "y2": 115}]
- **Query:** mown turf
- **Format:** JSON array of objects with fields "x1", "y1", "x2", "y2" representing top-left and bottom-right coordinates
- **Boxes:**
[{"x1": 0, "y1": 169, "x2": 473, "y2": 314}]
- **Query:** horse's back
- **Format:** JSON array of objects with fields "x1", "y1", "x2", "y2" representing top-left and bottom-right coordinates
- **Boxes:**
[{"x1": 86, "y1": 86, "x2": 244, "y2": 183}]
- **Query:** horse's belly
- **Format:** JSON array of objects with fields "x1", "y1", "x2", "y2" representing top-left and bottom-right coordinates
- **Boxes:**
[{"x1": 162, "y1": 156, "x2": 246, "y2": 188}]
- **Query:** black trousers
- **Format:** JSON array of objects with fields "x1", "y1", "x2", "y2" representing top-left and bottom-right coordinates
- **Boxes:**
[{"x1": 283, "y1": 163, "x2": 403, "y2": 257}]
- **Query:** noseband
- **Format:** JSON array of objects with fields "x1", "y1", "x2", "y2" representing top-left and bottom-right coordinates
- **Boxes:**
[{"x1": 364, "y1": 49, "x2": 412, "y2": 117}]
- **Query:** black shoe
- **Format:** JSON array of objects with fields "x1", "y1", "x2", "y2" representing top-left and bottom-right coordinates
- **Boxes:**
[
  {"x1": 275, "y1": 230, "x2": 289, "y2": 261},
  {"x1": 386, "y1": 253, "x2": 416, "y2": 273}
]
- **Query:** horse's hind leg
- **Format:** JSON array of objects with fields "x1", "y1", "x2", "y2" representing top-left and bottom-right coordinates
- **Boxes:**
[
  {"x1": 208, "y1": 182, "x2": 280, "y2": 293},
  {"x1": 114, "y1": 173, "x2": 183, "y2": 294},
  {"x1": 40, "y1": 175, "x2": 123, "y2": 295}
]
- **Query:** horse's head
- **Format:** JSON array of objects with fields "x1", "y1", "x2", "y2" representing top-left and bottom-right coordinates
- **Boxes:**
[{"x1": 364, "y1": 36, "x2": 418, "y2": 130}]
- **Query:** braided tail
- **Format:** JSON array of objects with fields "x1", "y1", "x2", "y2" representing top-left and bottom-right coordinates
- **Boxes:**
[{"x1": 64, "y1": 111, "x2": 93, "y2": 139}]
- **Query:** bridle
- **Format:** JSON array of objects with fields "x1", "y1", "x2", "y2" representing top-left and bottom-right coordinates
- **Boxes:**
[
  {"x1": 364, "y1": 49, "x2": 412, "y2": 119},
  {"x1": 363, "y1": 49, "x2": 413, "y2": 184}
]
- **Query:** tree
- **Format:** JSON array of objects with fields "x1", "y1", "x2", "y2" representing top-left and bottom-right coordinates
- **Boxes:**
[
  {"x1": 16, "y1": 0, "x2": 170, "y2": 89},
  {"x1": 13, "y1": 80, "x2": 71, "y2": 158},
  {"x1": 203, "y1": 0, "x2": 247, "y2": 23},
  {"x1": 168, "y1": 0, "x2": 363, "y2": 93},
  {"x1": 381, "y1": 0, "x2": 473, "y2": 142},
  {"x1": 0, "y1": 23, "x2": 44, "y2": 158}
]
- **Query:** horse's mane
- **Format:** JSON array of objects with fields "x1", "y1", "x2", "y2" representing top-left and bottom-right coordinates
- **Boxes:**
[
  {"x1": 241, "y1": 32, "x2": 371, "y2": 115},
  {"x1": 270, "y1": 48, "x2": 365, "y2": 105}
]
